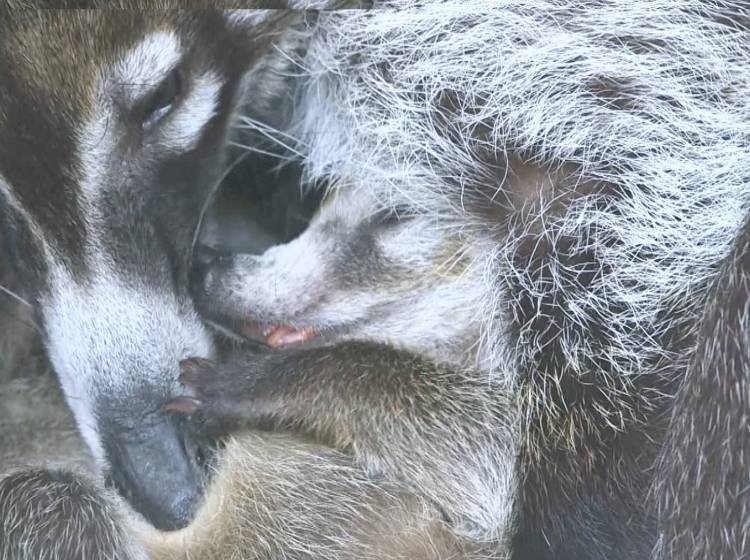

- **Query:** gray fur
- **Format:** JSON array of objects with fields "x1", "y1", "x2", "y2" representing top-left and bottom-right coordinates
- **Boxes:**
[
  {"x1": 0, "y1": 469, "x2": 148, "y2": 560},
  {"x1": 653, "y1": 213, "x2": 750, "y2": 560},
  {"x1": 287, "y1": 3, "x2": 750, "y2": 558}
]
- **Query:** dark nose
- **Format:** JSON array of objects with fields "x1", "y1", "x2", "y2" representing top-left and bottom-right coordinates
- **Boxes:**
[
  {"x1": 102, "y1": 411, "x2": 211, "y2": 531},
  {"x1": 190, "y1": 244, "x2": 229, "y2": 300},
  {"x1": 192, "y1": 244, "x2": 225, "y2": 271}
]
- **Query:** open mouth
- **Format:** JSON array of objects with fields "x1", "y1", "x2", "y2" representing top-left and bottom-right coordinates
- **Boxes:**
[{"x1": 240, "y1": 323, "x2": 319, "y2": 349}]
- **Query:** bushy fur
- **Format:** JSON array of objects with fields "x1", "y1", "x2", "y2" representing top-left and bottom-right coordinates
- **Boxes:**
[
  {"x1": 288, "y1": 2, "x2": 750, "y2": 558},
  {"x1": 145, "y1": 432, "x2": 486, "y2": 560},
  {"x1": 296, "y1": 0, "x2": 750, "y2": 388},
  {"x1": 0, "y1": 469, "x2": 148, "y2": 560}
]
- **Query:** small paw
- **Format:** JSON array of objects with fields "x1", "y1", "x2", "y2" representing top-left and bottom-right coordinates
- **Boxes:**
[
  {"x1": 164, "y1": 357, "x2": 257, "y2": 420},
  {"x1": 178, "y1": 357, "x2": 220, "y2": 393}
]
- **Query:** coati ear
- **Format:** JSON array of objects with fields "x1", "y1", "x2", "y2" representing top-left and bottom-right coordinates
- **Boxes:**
[{"x1": 221, "y1": 8, "x2": 310, "y2": 127}]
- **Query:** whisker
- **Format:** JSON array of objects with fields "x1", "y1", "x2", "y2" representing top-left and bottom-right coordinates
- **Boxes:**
[
  {"x1": 0, "y1": 284, "x2": 42, "y2": 333},
  {"x1": 0, "y1": 283, "x2": 32, "y2": 308},
  {"x1": 228, "y1": 140, "x2": 296, "y2": 162},
  {"x1": 235, "y1": 114, "x2": 307, "y2": 157},
  {"x1": 235, "y1": 114, "x2": 304, "y2": 144},
  {"x1": 190, "y1": 151, "x2": 253, "y2": 254}
]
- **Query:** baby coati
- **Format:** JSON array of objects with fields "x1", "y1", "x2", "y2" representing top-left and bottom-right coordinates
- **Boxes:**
[
  {"x1": 146, "y1": 183, "x2": 516, "y2": 560},
  {"x1": 173, "y1": 184, "x2": 518, "y2": 547}
]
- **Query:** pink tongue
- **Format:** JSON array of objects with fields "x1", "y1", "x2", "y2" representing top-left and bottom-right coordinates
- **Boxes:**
[{"x1": 265, "y1": 325, "x2": 316, "y2": 348}]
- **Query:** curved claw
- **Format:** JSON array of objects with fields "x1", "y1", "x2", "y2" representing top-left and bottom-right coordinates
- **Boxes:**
[
  {"x1": 164, "y1": 396, "x2": 203, "y2": 416},
  {"x1": 179, "y1": 357, "x2": 217, "y2": 385}
]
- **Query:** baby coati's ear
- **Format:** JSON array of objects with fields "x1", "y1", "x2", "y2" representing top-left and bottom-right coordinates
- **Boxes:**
[{"x1": 457, "y1": 153, "x2": 604, "y2": 233}]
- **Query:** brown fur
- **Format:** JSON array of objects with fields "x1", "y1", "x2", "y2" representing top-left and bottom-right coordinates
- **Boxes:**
[{"x1": 143, "y1": 433, "x2": 487, "y2": 560}]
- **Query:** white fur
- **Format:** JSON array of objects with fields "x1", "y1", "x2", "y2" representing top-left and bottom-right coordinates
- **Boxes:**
[
  {"x1": 221, "y1": 230, "x2": 328, "y2": 322},
  {"x1": 41, "y1": 264, "x2": 213, "y2": 466},
  {"x1": 227, "y1": 1, "x2": 750, "y2": 542},
  {"x1": 113, "y1": 31, "x2": 182, "y2": 103},
  {"x1": 292, "y1": 0, "x2": 750, "y2": 389},
  {"x1": 162, "y1": 71, "x2": 222, "y2": 151}
]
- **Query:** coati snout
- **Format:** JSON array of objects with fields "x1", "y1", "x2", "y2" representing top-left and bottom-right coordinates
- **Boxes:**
[
  {"x1": 191, "y1": 186, "x2": 489, "y2": 366},
  {"x1": 0, "y1": 7, "x2": 305, "y2": 531}
]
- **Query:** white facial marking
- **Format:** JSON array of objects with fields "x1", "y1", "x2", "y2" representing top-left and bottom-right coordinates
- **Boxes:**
[
  {"x1": 161, "y1": 71, "x2": 222, "y2": 151},
  {"x1": 227, "y1": 229, "x2": 329, "y2": 322},
  {"x1": 78, "y1": 40, "x2": 222, "y2": 233},
  {"x1": 111, "y1": 31, "x2": 221, "y2": 151},
  {"x1": 114, "y1": 31, "x2": 182, "y2": 103},
  {"x1": 42, "y1": 264, "x2": 213, "y2": 466},
  {"x1": 77, "y1": 105, "x2": 114, "y2": 214},
  {"x1": 77, "y1": 35, "x2": 182, "y2": 211}
]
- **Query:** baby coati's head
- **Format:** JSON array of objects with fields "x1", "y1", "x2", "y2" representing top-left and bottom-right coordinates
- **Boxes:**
[{"x1": 192, "y1": 186, "x2": 490, "y2": 367}]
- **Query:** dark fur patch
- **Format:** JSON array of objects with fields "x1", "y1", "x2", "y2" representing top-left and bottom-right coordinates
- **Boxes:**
[{"x1": 654, "y1": 214, "x2": 750, "y2": 560}]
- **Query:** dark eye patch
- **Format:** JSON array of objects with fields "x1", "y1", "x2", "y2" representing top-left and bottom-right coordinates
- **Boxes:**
[{"x1": 140, "y1": 67, "x2": 182, "y2": 127}]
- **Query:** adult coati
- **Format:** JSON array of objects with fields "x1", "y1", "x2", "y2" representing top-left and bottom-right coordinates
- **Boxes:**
[{"x1": 1, "y1": 2, "x2": 750, "y2": 560}]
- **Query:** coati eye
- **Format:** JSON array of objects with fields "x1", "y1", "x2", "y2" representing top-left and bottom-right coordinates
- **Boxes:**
[{"x1": 141, "y1": 67, "x2": 182, "y2": 126}]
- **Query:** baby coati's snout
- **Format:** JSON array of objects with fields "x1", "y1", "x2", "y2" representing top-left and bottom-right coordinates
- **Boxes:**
[
  {"x1": 190, "y1": 237, "x2": 332, "y2": 348},
  {"x1": 190, "y1": 187, "x2": 490, "y2": 363},
  {"x1": 192, "y1": 249, "x2": 325, "y2": 348},
  {"x1": 191, "y1": 244, "x2": 321, "y2": 348}
]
